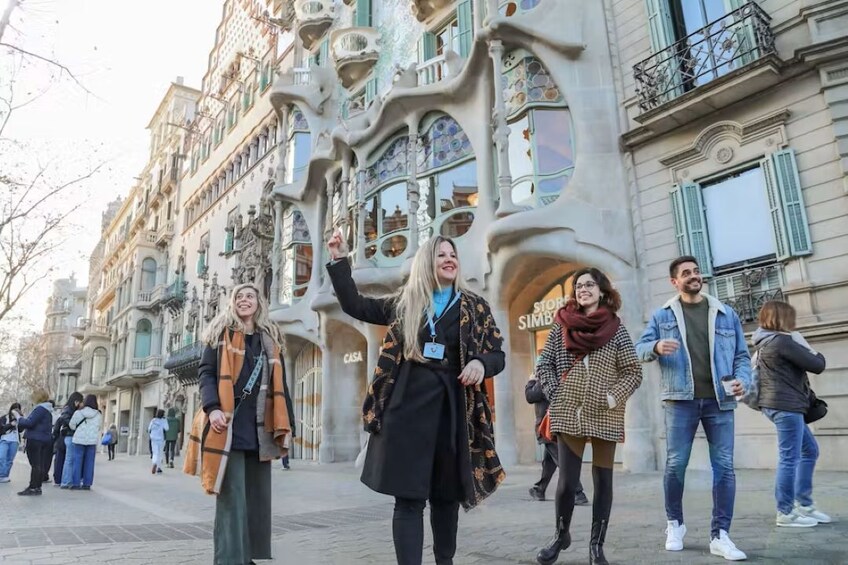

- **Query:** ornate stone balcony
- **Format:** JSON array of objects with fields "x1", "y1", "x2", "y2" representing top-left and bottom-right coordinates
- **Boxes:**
[
  {"x1": 295, "y1": 0, "x2": 335, "y2": 52},
  {"x1": 155, "y1": 220, "x2": 174, "y2": 247},
  {"x1": 417, "y1": 53, "x2": 448, "y2": 86},
  {"x1": 410, "y1": 0, "x2": 454, "y2": 22},
  {"x1": 330, "y1": 27, "x2": 381, "y2": 89}
]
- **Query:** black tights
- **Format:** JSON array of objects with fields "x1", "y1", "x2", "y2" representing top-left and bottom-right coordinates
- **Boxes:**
[
  {"x1": 393, "y1": 497, "x2": 459, "y2": 565},
  {"x1": 554, "y1": 434, "x2": 615, "y2": 532}
]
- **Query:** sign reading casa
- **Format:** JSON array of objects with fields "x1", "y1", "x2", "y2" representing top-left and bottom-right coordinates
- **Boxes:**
[
  {"x1": 343, "y1": 351, "x2": 364, "y2": 364},
  {"x1": 518, "y1": 297, "x2": 568, "y2": 331}
]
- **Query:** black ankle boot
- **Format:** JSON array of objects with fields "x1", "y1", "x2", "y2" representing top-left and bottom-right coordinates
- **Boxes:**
[
  {"x1": 536, "y1": 517, "x2": 571, "y2": 565},
  {"x1": 589, "y1": 519, "x2": 609, "y2": 565}
]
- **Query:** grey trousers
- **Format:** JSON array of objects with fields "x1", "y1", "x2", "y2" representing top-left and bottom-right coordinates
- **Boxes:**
[{"x1": 214, "y1": 450, "x2": 272, "y2": 565}]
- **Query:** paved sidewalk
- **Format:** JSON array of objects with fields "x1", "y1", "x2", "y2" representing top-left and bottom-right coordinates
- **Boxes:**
[{"x1": 0, "y1": 450, "x2": 846, "y2": 564}]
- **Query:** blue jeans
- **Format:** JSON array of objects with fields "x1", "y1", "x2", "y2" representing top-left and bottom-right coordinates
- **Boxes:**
[
  {"x1": 664, "y1": 399, "x2": 736, "y2": 538},
  {"x1": 0, "y1": 439, "x2": 18, "y2": 478},
  {"x1": 761, "y1": 408, "x2": 817, "y2": 514},
  {"x1": 61, "y1": 437, "x2": 76, "y2": 486},
  {"x1": 71, "y1": 443, "x2": 97, "y2": 487}
]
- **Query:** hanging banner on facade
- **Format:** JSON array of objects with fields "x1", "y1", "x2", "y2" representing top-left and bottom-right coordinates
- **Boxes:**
[{"x1": 518, "y1": 297, "x2": 568, "y2": 331}]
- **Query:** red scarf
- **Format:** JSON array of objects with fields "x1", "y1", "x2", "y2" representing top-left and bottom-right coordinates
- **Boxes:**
[{"x1": 555, "y1": 302, "x2": 620, "y2": 355}]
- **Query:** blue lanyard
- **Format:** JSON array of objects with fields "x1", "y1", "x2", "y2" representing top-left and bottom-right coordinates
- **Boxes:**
[{"x1": 426, "y1": 292, "x2": 461, "y2": 339}]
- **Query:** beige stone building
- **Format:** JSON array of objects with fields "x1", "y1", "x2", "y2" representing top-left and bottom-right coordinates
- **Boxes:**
[
  {"x1": 42, "y1": 275, "x2": 87, "y2": 405},
  {"x1": 611, "y1": 0, "x2": 848, "y2": 469}
]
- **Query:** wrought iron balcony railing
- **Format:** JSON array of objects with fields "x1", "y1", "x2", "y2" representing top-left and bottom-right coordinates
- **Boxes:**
[
  {"x1": 710, "y1": 263, "x2": 784, "y2": 323},
  {"x1": 633, "y1": 2, "x2": 775, "y2": 113}
]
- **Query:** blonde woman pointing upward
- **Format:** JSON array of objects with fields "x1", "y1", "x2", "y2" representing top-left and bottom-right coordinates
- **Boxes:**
[{"x1": 326, "y1": 230, "x2": 505, "y2": 565}]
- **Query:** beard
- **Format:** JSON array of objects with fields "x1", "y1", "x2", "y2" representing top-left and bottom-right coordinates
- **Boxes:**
[{"x1": 682, "y1": 279, "x2": 702, "y2": 295}]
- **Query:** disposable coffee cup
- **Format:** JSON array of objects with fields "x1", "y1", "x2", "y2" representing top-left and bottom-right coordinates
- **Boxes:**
[{"x1": 720, "y1": 376, "x2": 736, "y2": 396}]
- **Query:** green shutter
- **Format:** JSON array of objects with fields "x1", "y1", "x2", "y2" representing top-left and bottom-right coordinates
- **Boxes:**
[
  {"x1": 644, "y1": 0, "x2": 675, "y2": 53},
  {"x1": 355, "y1": 0, "x2": 372, "y2": 27},
  {"x1": 319, "y1": 39, "x2": 329, "y2": 66},
  {"x1": 771, "y1": 149, "x2": 812, "y2": 256},
  {"x1": 456, "y1": 0, "x2": 473, "y2": 58},
  {"x1": 225, "y1": 231, "x2": 234, "y2": 253},
  {"x1": 759, "y1": 155, "x2": 790, "y2": 260},
  {"x1": 196, "y1": 253, "x2": 205, "y2": 275},
  {"x1": 669, "y1": 185, "x2": 690, "y2": 256},
  {"x1": 365, "y1": 76, "x2": 378, "y2": 104},
  {"x1": 419, "y1": 32, "x2": 437, "y2": 62},
  {"x1": 671, "y1": 182, "x2": 713, "y2": 277}
]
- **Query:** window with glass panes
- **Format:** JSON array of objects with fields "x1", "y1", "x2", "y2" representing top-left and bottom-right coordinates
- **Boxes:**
[
  {"x1": 502, "y1": 49, "x2": 574, "y2": 207},
  {"x1": 286, "y1": 108, "x2": 311, "y2": 184},
  {"x1": 279, "y1": 206, "x2": 312, "y2": 306}
]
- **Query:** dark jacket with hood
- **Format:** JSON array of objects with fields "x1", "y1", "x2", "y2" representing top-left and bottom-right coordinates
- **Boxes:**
[
  {"x1": 753, "y1": 329, "x2": 826, "y2": 413},
  {"x1": 17, "y1": 402, "x2": 54, "y2": 444},
  {"x1": 53, "y1": 405, "x2": 75, "y2": 440}
]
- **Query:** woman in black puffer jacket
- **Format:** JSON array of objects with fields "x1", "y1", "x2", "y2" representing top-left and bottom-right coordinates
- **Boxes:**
[{"x1": 752, "y1": 301, "x2": 829, "y2": 529}]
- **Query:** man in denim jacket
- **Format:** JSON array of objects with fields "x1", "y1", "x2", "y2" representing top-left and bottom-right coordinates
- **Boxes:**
[{"x1": 636, "y1": 256, "x2": 751, "y2": 562}]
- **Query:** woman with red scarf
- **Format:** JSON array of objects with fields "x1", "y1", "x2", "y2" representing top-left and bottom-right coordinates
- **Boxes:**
[{"x1": 534, "y1": 268, "x2": 642, "y2": 565}]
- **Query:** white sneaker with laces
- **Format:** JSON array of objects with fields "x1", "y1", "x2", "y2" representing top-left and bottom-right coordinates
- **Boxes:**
[
  {"x1": 0, "y1": 477, "x2": 10, "y2": 483},
  {"x1": 709, "y1": 530, "x2": 747, "y2": 561},
  {"x1": 776, "y1": 510, "x2": 818, "y2": 528},
  {"x1": 795, "y1": 503, "x2": 832, "y2": 524},
  {"x1": 665, "y1": 520, "x2": 686, "y2": 551}
]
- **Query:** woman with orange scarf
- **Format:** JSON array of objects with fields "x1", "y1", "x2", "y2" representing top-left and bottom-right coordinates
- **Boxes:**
[
  {"x1": 534, "y1": 268, "x2": 642, "y2": 565},
  {"x1": 186, "y1": 283, "x2": 293, "y2": 565}
]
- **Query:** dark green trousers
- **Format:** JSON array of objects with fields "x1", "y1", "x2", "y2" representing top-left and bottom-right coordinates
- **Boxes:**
[{"x1": 214, "y1": 450, "x2": 272, "y2": 565}]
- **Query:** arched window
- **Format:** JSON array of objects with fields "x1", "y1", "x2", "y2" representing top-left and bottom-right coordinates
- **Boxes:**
[
  {"x1": 134, "y1": 319, "x2": 152, "y2": 359},
  {"x1": 286, "y1": 108, "x2": 311, "y2": 184},
  {"x1": 141, "y1": 258, "x2": 157, "y2": 291},
  {"x1": 502, "y1": 49, "x2": 574, "y2": 208},
  {"x1": 279, "y1": 206, "x2": 312, "y2": 306},
  {"x1": 91, "y1": 347, "x2": 108, "y2": 385}
]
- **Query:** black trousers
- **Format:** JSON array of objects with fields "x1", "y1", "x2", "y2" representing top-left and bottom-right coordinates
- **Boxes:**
[
  {"x1": 393, "y1": 497, "x2": 459, "y2": 565},
  {"x1": 53, "y1": 439, "x2": 66, "y2": 483},
  {"x1": 534, "y1": 441, "x2": 585, "y2": 496},
  {"x1": 25, "y1": 440, "x2": 51, "y2": 490},
  {"x1": 165, "y1": 440, "x2": 176, "y2": 464},
  {"x1": 107, "y1": 444, "x2": 116, "y2": 460}
]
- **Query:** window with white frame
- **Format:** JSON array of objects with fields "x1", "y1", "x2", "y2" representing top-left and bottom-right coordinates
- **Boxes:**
[
  {"x1": 286, "y1": 108, "x2": 311, "y2": 184},
  {"x1": 279, "y1": 206, "x2": 312, "y2": 306},
  {"x1": 670, "y1": 149, "x2": 812, "y2": 278}
]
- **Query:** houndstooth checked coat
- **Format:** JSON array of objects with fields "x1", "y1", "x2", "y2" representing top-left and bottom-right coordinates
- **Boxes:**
[{"x1": 537, "y1": 323, "x2": 642, "y2": 443}]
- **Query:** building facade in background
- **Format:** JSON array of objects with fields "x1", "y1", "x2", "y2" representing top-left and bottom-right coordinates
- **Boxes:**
[
  {"x1": 43, "y1": 275, "x2": 87, "y2": 406},
  {"x1": 78, "y1": 0, "x2": 848, "y2": 471}
]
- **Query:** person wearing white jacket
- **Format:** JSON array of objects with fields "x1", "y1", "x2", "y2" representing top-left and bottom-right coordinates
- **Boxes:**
[
  {"x1": 68, "y1": 395, "x2": 103, "y2": 490},
  {"x1": 147, "y1": 410, "x2": 169, "y2": 475}
]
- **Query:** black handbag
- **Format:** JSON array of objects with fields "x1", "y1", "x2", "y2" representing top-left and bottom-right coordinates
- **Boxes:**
[{"x1": 804, "y1": 390, "x2": 828, "y2": 424}]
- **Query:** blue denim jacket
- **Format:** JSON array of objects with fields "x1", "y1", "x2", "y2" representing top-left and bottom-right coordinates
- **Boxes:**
[{"x1": 635, "y1": 293, "x2": 751, "y2": 410}]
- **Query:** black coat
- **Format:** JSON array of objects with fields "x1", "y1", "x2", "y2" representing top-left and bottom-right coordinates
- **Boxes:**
[
  {"x1": 525, "y1": 379, "x2": 551, "y2": 444},
  {"x1": 757, "y1": 334, "x2": 826, "y2": 413},
  {"x1": 327, "y1": 259, "x2": 505, "y2": 504}
]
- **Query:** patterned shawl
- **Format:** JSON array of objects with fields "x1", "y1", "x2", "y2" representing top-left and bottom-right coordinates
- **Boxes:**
[
  {"x1": 184, "y1": 330, "x2": 291, "y2": 494},
  {"x1": 363, "y1": 291, "x2": 506, "y2": 510}
]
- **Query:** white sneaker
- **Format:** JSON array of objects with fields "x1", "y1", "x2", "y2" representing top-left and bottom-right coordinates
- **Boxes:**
[
  {"x1": 795, "y1": 503, "x2": 832, "y2": 524},
  {"x1": 776, "y1": 510, "x2": 818, "y2": 528},
  {"x1": 0, "y1": 477, "x2": 9, "y2": 483},
  {"x1": 709, "y1": 530, "x2": 747, "y2": 561},
  {"x1": 665, "y1": 520, "x2": 686, "y2": 551}
]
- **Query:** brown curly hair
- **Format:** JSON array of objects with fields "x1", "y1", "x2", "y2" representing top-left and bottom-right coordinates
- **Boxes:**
[{"x1": 568, "y1": 267, "x2": 622, "y2": 313}]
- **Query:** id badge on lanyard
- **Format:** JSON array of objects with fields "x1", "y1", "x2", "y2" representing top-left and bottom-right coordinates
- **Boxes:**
[{"x1": 423, "y1": 291, "x2": 460, "y2": 360}]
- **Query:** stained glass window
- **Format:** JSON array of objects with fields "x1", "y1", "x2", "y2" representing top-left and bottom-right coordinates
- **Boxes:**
[
  {"x1": 365, "y1": 135, "x2": 409, "y2": 193},
  {"x1": 418, "y1": 116, "x2": 474, "y2": 173},
  {"x1": 502, "y1": 49, "x2": 563, "y2": 119}
]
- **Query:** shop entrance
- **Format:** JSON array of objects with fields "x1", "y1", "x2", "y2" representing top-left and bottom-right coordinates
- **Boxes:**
[{"x1": 293, "y1": 343, "x2": 322, "y2": 461}]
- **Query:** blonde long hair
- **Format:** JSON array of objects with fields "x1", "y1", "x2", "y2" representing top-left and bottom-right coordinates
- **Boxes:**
[
  {"x1": 203, "y1": 283, "x2": 284, "y2": 350},
  {"x1": 394, "y1": 235, "x2": 466, "y2": 362}
]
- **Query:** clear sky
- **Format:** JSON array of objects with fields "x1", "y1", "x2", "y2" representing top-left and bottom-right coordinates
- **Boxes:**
[{"x1": 3, "y1": 0, "x2": 223, "y2": 334}]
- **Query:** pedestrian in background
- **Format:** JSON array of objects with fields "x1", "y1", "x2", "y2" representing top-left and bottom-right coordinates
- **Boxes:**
[
  {"x1": 69, "y1": 394, "x2": 103, "y2": 490},
  {"x1": 16, "y1": 389, "x2": 54, "y2": 496},
  {"x1": 636, "y1": 256, "x2": 750, "y2": 561},
  {"x1": 753, "y1": 301, "x2": 831, "y2": 528},
  {"x1": 106, "y1": 423, "x2": 118, "y2": 461},
  {"x1": 0, "y1": 402, "x2": 22, "y2": 483},
  {"x1": 186, "y1": 282, "x2": 292, "y2": 565},
  {"x1": 327, "y1": 231, "x2": 505, "y2": 565},
  {"x1": 164, "y1": 408, "x2": 181, "y2": 468},
  {"x1": 534, "y1": 268, "x2": 643, "y2": 565},
  {"x1": 526, "y1": 357, "x2": 588, "y2": 505},
  {"x1": 148, "y1": 409, "x2": 169, "y2": 474},
  {"x1": 54, "y1": 392, "x2": 83, "y2": 488}
]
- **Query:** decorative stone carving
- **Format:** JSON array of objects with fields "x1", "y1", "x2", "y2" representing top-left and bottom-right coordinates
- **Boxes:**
[{"x1": 715, "y1": 146, "x2": 733, "y2": 164}]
